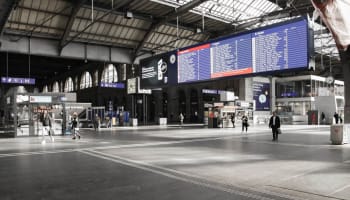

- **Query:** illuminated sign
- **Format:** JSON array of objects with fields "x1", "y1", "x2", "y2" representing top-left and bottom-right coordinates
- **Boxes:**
[
  {"x1": 1, "y1": 77, "x2": 35, "y2": 85},
  {"x1": 16, "y1": 95, "x2": 29, "y2": 103},
  {"x1": 100, "y1": 82, "x2": 125, "y2": 89},
  {"x1": 29, "y1": 96, "x2": 52, "y2": 103},
  {"x1": 253, "y1": 82, "x2": 270, "y2": 111},
  {"x1": 178, "y1": 17, "x2": 311, "y2": 83},
  {"x1": 140, "y1": 51, "x2": 177, "y2": 88}
]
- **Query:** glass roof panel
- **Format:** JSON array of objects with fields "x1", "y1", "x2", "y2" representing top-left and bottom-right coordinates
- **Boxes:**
[
  {"x1": 150, "y1": 0, "x2": 281, "y2": 24},
  {"x1": 313, "y1": 23, "x2": 339, "y2": 59},
  {"x1": 150, "y1": 0, "x2": 339, "y2": 59}
]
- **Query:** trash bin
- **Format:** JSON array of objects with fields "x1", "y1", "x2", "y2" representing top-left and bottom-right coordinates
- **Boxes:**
[
  {"x1": 330, "y1": 124, "x2": 350, "y2": 145},
  {"x1": 131, "y1": 118, "x2": 138, "y2": 126},
  {"x1": 159, "y1": 118, "x2": 167, "y2": 126}
]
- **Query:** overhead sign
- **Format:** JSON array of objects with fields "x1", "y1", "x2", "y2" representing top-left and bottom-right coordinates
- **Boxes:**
[
  {"x1": 253, "y1": 82, "x2": 270, "y2": 111},
  {"x1": 16, "y1": 95, "x2": 29, "y2": 103},
  {"x1": 1, "y1": 77, "x2": 35, "y2": 85},
  {"x1": 100, "y1": 82, "x2": 125, "y2": 89},
  {"x1": 202, "y1": 89, "x2": 218, "y2": 94},
  {"x1": 29, "y1": 96, "x2": 52, "y2": 103},
  {"x1": 177, "y1": 17, "x2": 311, "y2": 83},
  {"x1": 140, "y1": 51, "x2": 177, "y2": 88},
  {"x1": 139, "y1": 89, "x2": 152, "y2": 94},
  {"x1": 220, "y1": 91, "x2": 235, "y2": 101}
]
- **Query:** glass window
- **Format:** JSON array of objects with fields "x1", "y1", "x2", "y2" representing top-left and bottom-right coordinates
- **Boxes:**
[
  {"x1": 64, "y1": 77, "x2": 74, "y2": 92},
  {"x1": 277, "y1": 79, "x2": 314, "y2": 98},
  {"x1": 42, "y1": 85, "x2": 48, "y2": 93},
  {"x1": 75, "y1": 76, "x2": 79, "y2": 90},
  {"x1": 121, "y1": 64, "x2": 126, "y2": 81},
  {"x1": 80, "y1": 71, "x2": 93, "y2": 89},
  {"x1": 101, "y1": 64, "x2": 118, "y2": 83},
  {"x1": 94, "y1": 70, "x2": 99, "y2": 86},
  {"x1": 302, "y1": 80, "x2": 311, "y2": 97},
  {"x1": 52, "y1": 81, "x2": 60, "y2": 93},
  {"x1": 334, "y1": 84, "x2": 344, "y2": 96},
  {"x1": 336, "y1": 98, "x2": 345, "y2": 108}
]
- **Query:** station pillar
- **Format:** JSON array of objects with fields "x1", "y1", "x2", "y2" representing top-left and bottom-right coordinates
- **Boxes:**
[{"x1": 340, "y1": 48, "x2": 350, "y2": 123}]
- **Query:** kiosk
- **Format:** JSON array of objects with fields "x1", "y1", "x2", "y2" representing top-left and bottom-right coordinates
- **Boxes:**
[{"x1": 0, "y1": 87, "x2": 89, "y2": 137}]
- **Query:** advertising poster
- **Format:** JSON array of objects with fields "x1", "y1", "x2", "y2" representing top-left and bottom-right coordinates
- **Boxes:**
[
  {"x1": 253, "y1": 82, "x2": 270, "y2": 111},
  {"x1": 140, "y1": 51, "x2": 177, "y2": 88}
]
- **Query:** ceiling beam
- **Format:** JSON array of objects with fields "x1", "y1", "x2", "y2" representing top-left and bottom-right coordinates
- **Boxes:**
[
  {"x1": 0, "y1": 0, "x2": 20, "y2": 36},
  {"x1": 59, "y1": 0, "x2": 87, "y2": 54},
  {"x1": 60, "y1": 0, "x2": 134, "y2": 50},
  {"x1": 217, "y1": 3, "x2": 314, "y2": 37},
  {"x1": 132, "y1": 0, "x2": 209, "y2": 62}
]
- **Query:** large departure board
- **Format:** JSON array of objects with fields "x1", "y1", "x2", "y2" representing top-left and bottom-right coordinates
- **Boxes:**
[{"x1": 178, "y1": 17, "x2": 310, "y2": 83}]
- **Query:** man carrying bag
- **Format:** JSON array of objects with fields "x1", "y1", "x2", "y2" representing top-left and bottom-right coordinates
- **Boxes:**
[{"x1": 269, "y1": 111, "x2": 281, "y2": 141}]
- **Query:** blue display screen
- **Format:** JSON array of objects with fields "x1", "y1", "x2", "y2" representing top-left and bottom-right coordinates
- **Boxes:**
[
  {"x1": 100, "y1": 82, "x2": 125, "y2": 89},
  {"x1": 253, "y1": 82, "x2": 270, "y2": 111},
  {"x1": 178, "y1": 18, "x2": 310, "y2": 83},
  {"x1": 1, "y1": 77, "x2": 36, "y2": 85}
]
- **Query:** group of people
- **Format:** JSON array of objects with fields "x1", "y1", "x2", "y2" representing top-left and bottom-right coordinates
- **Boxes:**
[
  {"x1": 41, "y1": 109, "x2": 346, "y2": 143},
  {"x1": 321, "y1": 112, "x2": 343, "y2": 124},
  {"x1": 238, "y1": 112, "x2": 281, "y2": 141},
  {"x1": 40, "y1": 111, "x2": 81, "y2": 144}
]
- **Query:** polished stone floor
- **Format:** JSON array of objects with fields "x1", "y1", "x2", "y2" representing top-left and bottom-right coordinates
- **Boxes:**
[{"x1": 0, "y1": 124, "x2": 349, "y2": 200}]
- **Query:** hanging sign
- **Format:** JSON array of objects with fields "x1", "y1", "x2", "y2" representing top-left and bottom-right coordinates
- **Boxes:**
[{"x1": 1, "y1": 77, "x2": 35, "y2": 85}]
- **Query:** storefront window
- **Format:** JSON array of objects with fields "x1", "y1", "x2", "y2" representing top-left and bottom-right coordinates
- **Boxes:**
[{"x1": 302, "y1": 80, "x2": 311, "y2": 97}]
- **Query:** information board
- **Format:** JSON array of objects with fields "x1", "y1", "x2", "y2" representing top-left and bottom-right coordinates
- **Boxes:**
[{"x1": 178, "y1": 17, "x2": 310, "y2": 83}]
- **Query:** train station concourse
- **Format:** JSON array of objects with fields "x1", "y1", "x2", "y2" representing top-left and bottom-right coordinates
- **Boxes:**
[{"x1": 1, "y1": 0, "x2": 350, "y2": 199}]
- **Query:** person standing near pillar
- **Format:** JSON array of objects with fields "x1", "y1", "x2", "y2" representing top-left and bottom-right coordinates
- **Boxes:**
[
  {"x1": 334, "y1": 112, "x2": 339, "y2": 124},
  {"x1": 321, "y1": 112, "x2": 326, "y2": 124},
  {"x1": 269, "y1": 111, "x2": 281, "y2": 141}
]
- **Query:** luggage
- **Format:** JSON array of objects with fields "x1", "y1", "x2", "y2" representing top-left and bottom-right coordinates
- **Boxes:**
[{"x1": 277, "y1": 128, "x2": 282, "y2": 134}]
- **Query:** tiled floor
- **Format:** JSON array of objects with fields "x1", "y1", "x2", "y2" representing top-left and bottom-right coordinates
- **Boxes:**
[{"x1": 0, "y1": 125, "x2": 349, "y2": 200}]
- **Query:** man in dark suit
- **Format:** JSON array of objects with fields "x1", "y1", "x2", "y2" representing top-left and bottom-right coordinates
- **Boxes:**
[{"x1": 269, "y1": 111, "x2": 281, "y2": 141}]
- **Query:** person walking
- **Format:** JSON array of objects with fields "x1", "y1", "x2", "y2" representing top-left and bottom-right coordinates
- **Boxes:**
[
  {"x1": 40, "y1": 110, "x2": 54, "y2": 144},
  {"x1": 241, "y1": 114, "x2": 249, "y2": 133},
  {"x1": 334, "y1": 112, "x2": 339, "y2": 124},
  {"x1": 179, "y1": 113, "x2": 184, "y2": 127},
  {"x1": 71, "y1": 112, "x2": 81, "y2": 139},
  {"x1": 93, "y1": 113, "x2": 100, "y2": 131},
  {"x1": 321, "y1": 112, "x2": 326, "y2": 124},
  {"x1": 231, "y1": 113, "x2": 235, "y2": 128},
  {"x1": 269, "y1": 111, "x2": 281, "y2": 141}
]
